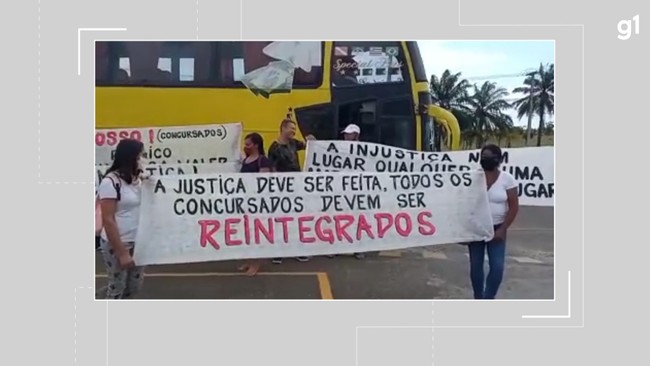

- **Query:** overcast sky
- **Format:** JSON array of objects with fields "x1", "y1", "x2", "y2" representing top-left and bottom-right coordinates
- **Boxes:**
[{"x1": 417, "y1": 40, "x2": 555, "y2": 126}]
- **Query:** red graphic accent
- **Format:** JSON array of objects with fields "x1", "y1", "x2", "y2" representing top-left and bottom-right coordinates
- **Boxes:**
[{"x1": 149, "y1": 129, "x2": 154, "y2": 144}]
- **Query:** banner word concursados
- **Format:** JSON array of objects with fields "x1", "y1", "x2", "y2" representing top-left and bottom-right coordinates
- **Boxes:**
[
  {"x1": 134, "y1": 171, "x2": 495, "y2": 265},
  {"x1": 95, "y1": 123, "x2": 243, "y2": 166},
  {"x1": 94, "y1": 162, "x2": 241, "y2": 190},
  {"x1": 304, "y1": 141, "x2": 554, "y2": 207}
]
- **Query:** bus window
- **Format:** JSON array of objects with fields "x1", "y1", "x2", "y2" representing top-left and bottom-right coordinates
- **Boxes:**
[
  {"x1": 378, "y1": 98, "x2": 415, "y2": 150},
  {"x1": 96, "y1": 41, "x2": 324, "y2": 88},
  {"x1": 294, "y1": 104, "x2": 336, "y2": 140},
  {"x1": 95, "y1": 42, "x2": 109, "y2": 83},
  {"x1": 331, "y1": 42, "x2": 406, "y2": 87},
  {"x1": 379, "y1": 117, "x2": 413, "y2": 149},
  {"x1": 334, "y1": 100, "x2": 378, "y2": 142},
  {"x1": 217, "y1": 41, "x2": 323, "y2": 88}
]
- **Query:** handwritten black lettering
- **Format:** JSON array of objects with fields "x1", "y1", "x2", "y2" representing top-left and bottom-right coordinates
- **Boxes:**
[
  {"x1": 469, "y1": 151, "x2": 509, "y2": 164},
  {"x1": 181, "y1": 157, "x2": 228, "y2": 165},
  {"x1": 341, "y1": 174, "x2": 383, "y2": 192},
  {"x1": 448, "y1": 173, "x2": 472, "y2": 187},
  {"x1": 397, "y1": 192, "x2": 426, "y2": 209},
  {"x1": 174, "y1": 196, "x2": 304, "y2": 216},
  {"x1": 310, "y1": 153, "x2": 365, "y2": 171},
  {"x1": 321, "y1": 194, "x2": 381, "y2": 212},
  {"x1": 145, "y1": 165, "x2": 198, "y2": 176},
  {"x1": 256, "y1": 176, "x2": 295, "y2": 194},
  {"x1": 389, "y1": 174, "x2": 432, "y2": 190},
  {"x1": 351, "y1": 143, "x2": 452, "y2": 162},
  {"x1": 144, "y1": 146, "x2": 173, "y2": 160},
  {"x1": 420, "y1": 163, "x2": 472, "y2": 172},
  {"x1": 504, "y1": 165, "x2": 543, "y2": 180},
  {"x1": 520, "y1": 183, "x2": 554, "y2": 198},
  {"x1": 245, "y1": 196, "x2": 304, "y2": 214},
  {"x1": 304, "y1": 176, "x2": 334, "y2": 193},
  {"x1": 376, "y1": 160, "x2": 412, "y2": 172},
  {"x1": 154, "y1": 179, "x2": 166, "y2": 194},
  {"x1": 326, "y1": 142, "x2": 339, "y2": 153},
  {"x1": 173, "y1": 177, "x2": 246, "y2": 195}
]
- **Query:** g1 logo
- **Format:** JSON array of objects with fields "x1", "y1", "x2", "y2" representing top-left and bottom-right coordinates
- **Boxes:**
[{"x1": 618, "y1": 14, "x2": 640, "y2": 40}]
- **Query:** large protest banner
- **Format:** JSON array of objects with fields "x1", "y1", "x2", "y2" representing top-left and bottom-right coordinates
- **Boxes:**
[
  {"x1": 94, "y1": 162, "x2": 241, "y2": 190},
  {"x1": 304, "y1": 141, "x2": 554, "y2": 207},
  {"x1": 134, "y1": 171, "x2": 495, "y2": 265},
  {"x1": 95, "y1": 123, "x2": 243, "y2": 166}
]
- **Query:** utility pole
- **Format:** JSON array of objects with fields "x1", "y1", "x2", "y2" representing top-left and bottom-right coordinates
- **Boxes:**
[{"x1": 524, "y1": 71, "x2": 536, "y2": 146}]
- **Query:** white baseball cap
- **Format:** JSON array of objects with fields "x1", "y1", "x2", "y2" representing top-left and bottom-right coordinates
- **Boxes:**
[{"x1": 341, "y1": 124, "x2": 361, "y2": 134}]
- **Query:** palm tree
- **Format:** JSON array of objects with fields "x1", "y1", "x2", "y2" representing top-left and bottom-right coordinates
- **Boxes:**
[
  {"x1": 429, "y1": 70, "x2": 473, "y2": 148},
  {"x1": 465, "y1": 81, "x2": 514, "y2": 148},
  {"x1": 544, "y1": 122, "x2": 555, "y2": 135},
  {"x1": 512, "y1": 63, "x2": 555, "y2": 146}
]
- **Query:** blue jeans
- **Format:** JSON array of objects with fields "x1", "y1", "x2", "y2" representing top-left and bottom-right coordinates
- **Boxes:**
[{"x1": 468, "y1": 225, "x2": 506, "y2": 299}]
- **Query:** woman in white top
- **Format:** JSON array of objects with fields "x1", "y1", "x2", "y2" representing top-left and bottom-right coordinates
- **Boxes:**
[
  {"x1": 468, "y1": 144, "x2": 519, "y2": 299},
  {"x1": 97, "y1": 139, "x2": 145, "y2": 299}
]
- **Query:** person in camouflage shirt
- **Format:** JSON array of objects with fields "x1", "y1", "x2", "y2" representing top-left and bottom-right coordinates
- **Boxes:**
[
  {"x1": 268, "y1": 119, "x2": 313, "y2": 172},
  {"x1": 267, "y1": 118, "x2": 315, "y2": 264}
]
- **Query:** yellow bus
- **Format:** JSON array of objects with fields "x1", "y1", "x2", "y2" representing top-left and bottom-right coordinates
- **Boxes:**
[{"x1": 95, "y1": 41, "x2": 460, "y2": 154}]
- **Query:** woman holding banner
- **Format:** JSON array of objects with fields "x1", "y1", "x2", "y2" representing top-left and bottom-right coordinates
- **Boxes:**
[
  {"x1": 468, "y1": 144, "x2": 519, "y2": 299},
  {"x1": 97, "y1": 139, "x2": 146, "y2": 299},
  {"x1": 237, "y1": 133, "x2": 273, "y2": 276}
]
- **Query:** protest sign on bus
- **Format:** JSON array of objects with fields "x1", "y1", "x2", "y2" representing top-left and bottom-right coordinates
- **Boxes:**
[
  {"x1": 134, "y1": 170, "x2": 495, "y2": 265},
  {"x1": 95, "y1": 122, "x2": 243, "y2": 166},
  {"x1": 304, "y1": 141, "x2": 554, "y2": 207}
]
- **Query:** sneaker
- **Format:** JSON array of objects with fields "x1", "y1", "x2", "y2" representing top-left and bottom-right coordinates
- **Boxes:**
[
  {"x1": 272, "y1": 258, "x2": 283, "y2": 264},
  {"x1": 295, "y1": 256, "x2": 310, "y2": 262},
  {"x1": 354, "y1": 253, "x2": 365, "y2": 259}
]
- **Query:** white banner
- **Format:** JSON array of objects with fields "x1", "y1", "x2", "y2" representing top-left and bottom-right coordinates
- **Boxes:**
[
  {"x1": 95, "y1": 123, "x2": 243, "y2": 166},
  {"x1": 95, "y1": 162, "x2": 241, "y2": 190},
  {"x1": 134, "y1": 171, "x2": 495, "y2": 265},
  {"x1": 304, "y1": 141, "x2": 554, "y2": 207}
]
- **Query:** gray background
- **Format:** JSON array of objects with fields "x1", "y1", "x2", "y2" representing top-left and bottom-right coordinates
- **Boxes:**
[{"x1": 0, "y1": 0, "x2": 644, "y2": 364}]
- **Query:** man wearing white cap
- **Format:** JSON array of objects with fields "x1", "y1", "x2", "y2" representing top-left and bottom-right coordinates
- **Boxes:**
[
  {"x1": 329, "y1": 123, "x2": 365, "y2": 259},
  {"x1": 341, "y1": 123, "x2": 361, "y2": 141}
]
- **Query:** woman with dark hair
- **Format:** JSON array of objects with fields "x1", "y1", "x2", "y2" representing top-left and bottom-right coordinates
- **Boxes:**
[
  {"x1": 239, "y1": 132, "x2": 273, "y2": 173},
  {"x1": 237, "y1": 133, "x2": 273, "y2": 276},
  {"x1": 97, "y1": 138, "x2": 146, "y2": 299},
  {"x1": 467, "y1": 144, "x2": 520, "y2": 299}
]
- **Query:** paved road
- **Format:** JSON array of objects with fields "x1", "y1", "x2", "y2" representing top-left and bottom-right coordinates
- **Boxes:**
[{"x1": 95, "y1": 207, "x2": 553, "y2": 300}]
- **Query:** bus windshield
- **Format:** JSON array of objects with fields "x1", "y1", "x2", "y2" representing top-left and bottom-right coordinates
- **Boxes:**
[{"x1": 330, "y1": 41, "x2": 406, "y2": 87}]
